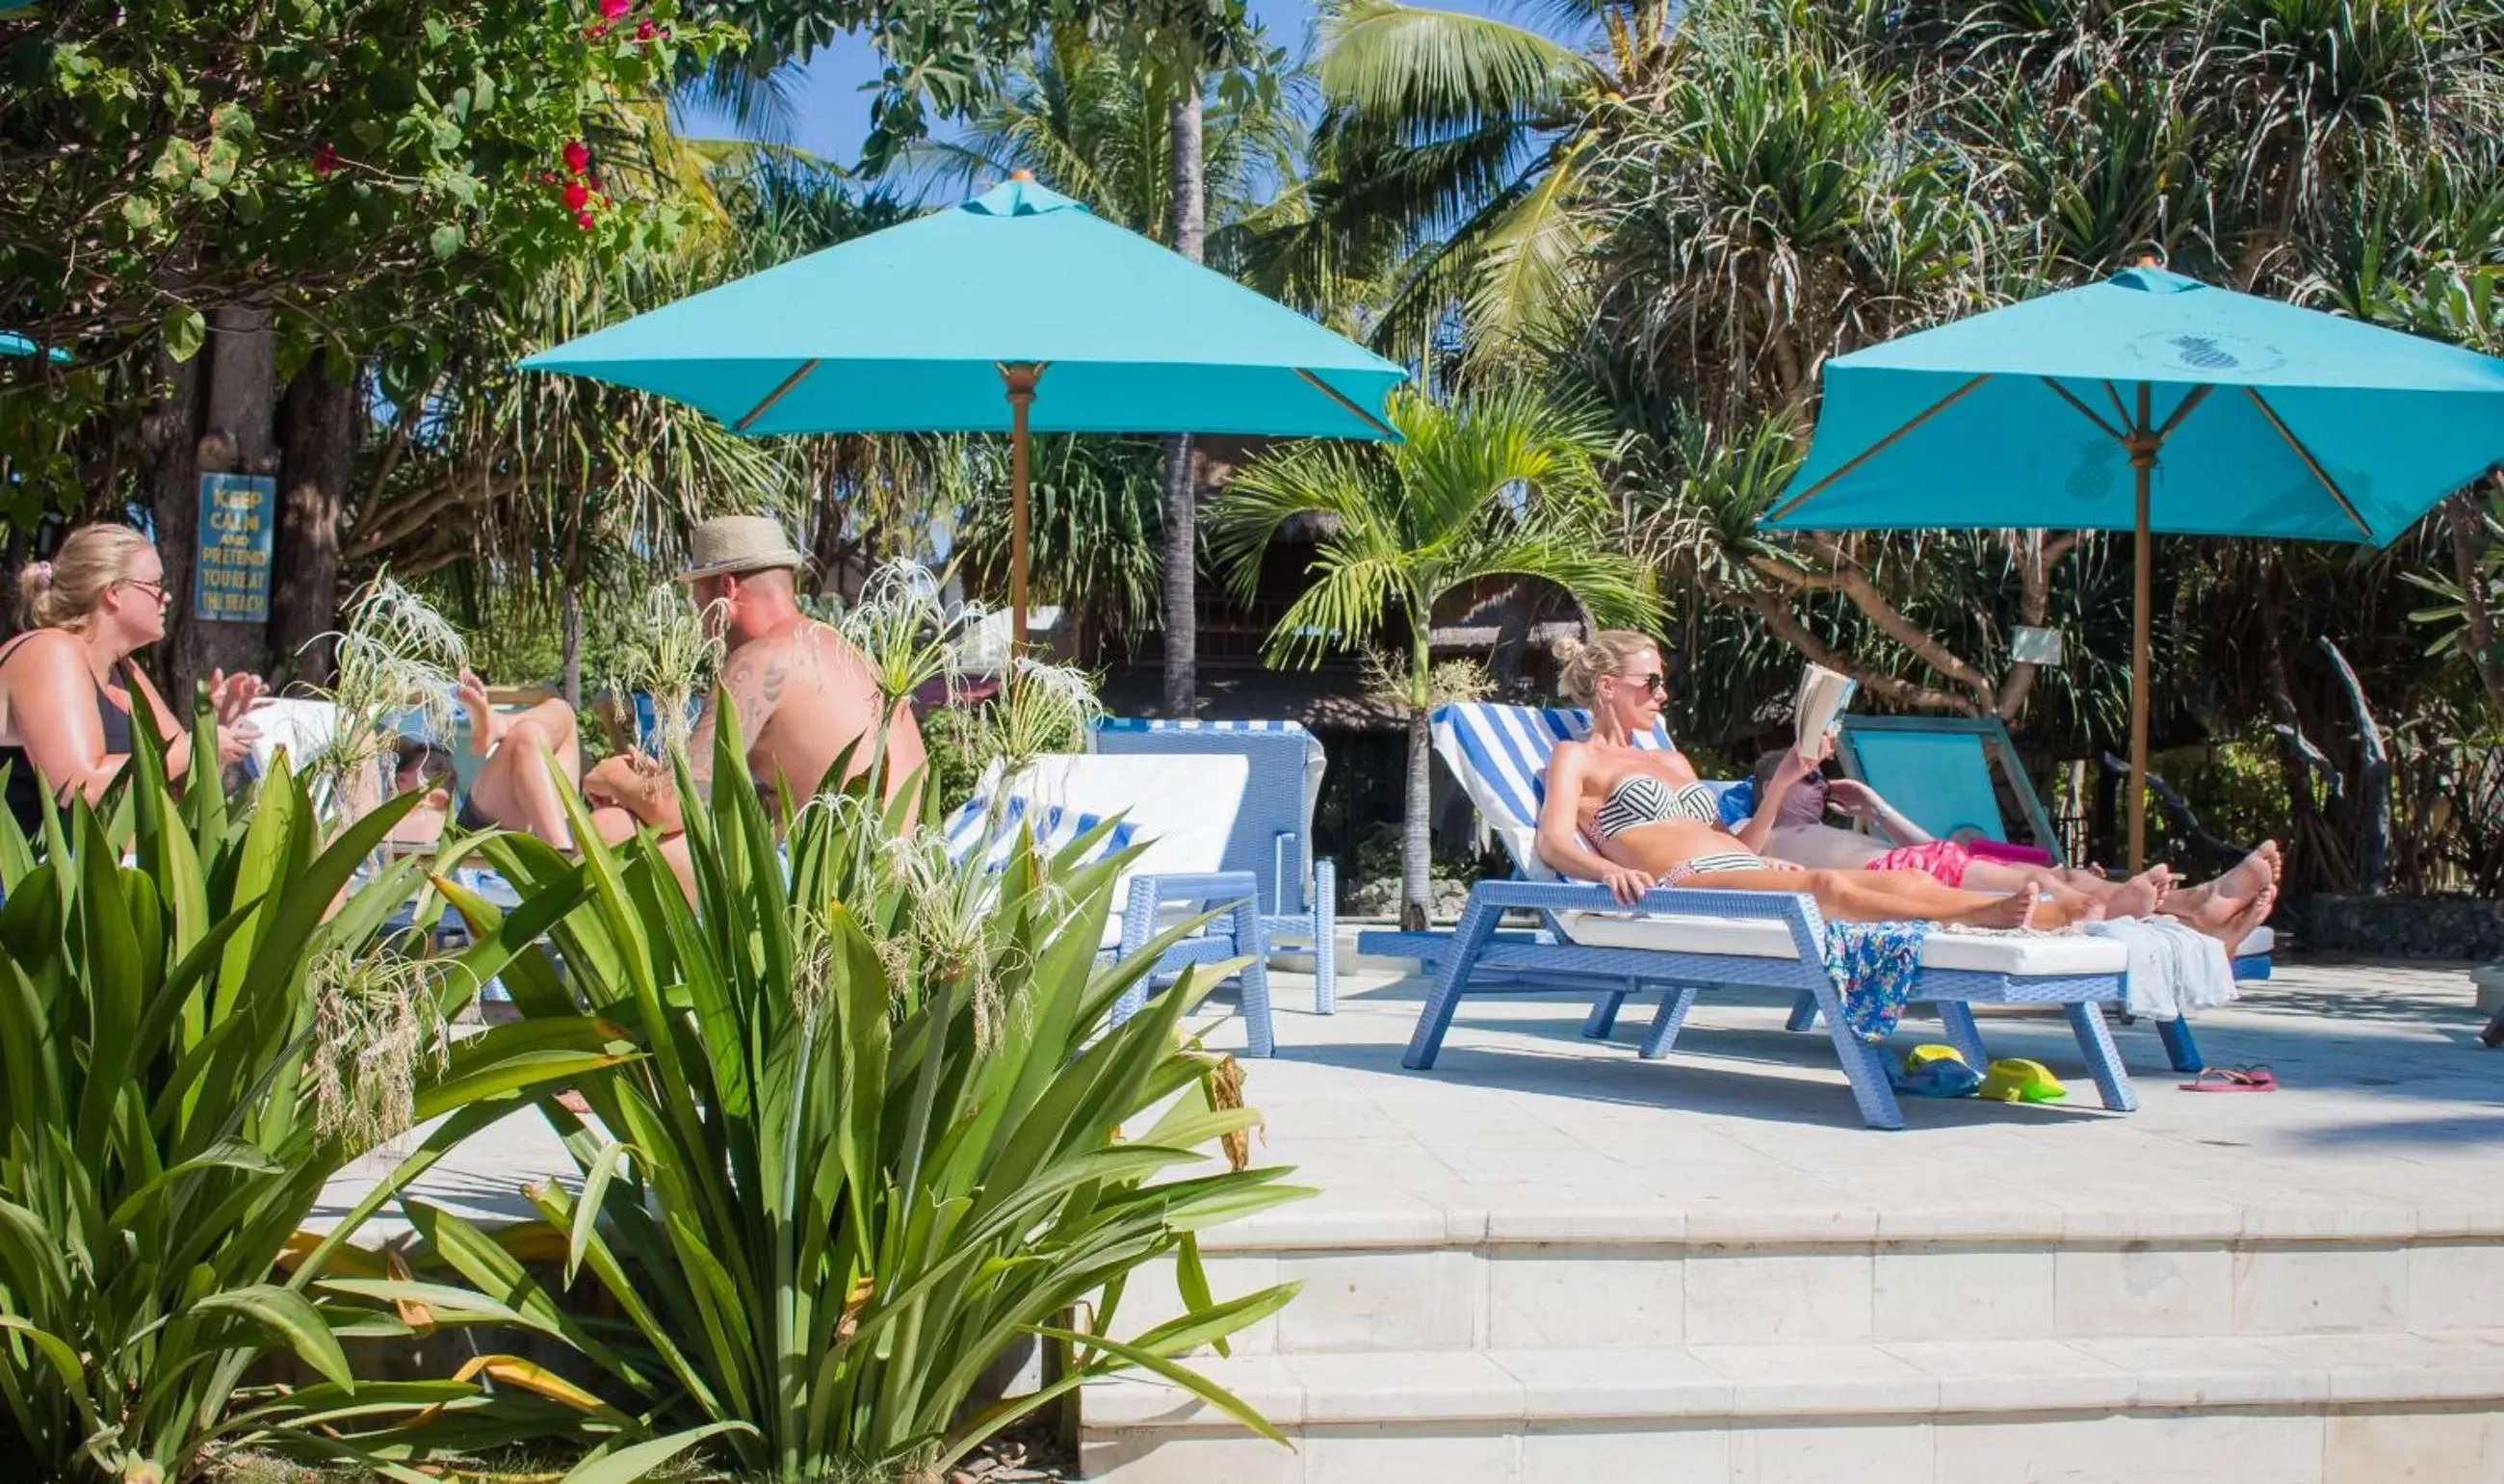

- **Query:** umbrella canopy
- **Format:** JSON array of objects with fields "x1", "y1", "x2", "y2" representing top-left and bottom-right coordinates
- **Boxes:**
[
  {"x1": 522, "y1": 173, "x2": 1405, "y2": 646},
  {"x1": 1766, "y1": 265, "x2": 2504, "y2": 863},
  {"x1": 0, "y1": 331, "x2": 71, "y2": 364},
  {"x1": 525, "y1": 176, "x2": 1402, "y2": 439}
]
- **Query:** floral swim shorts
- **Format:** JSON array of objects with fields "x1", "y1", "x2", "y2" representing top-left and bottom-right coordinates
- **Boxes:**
[{"x1": 1865, "y1": 840, "x2": 1975, "y2": 889}]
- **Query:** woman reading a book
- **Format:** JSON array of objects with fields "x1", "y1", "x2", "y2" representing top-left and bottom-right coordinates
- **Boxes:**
[{"x1": 1537, "y1": 631, "x2": 2063, "y2": 928}]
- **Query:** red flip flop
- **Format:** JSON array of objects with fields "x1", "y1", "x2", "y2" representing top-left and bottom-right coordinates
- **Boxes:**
[{"x1": 2180, "y1": 1065, "x2": 2277, "y2": 1092}]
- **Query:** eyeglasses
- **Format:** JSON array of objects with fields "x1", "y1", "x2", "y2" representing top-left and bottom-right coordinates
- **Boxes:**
[
  {"x1": 119, "y1": 578, "x2": 170, "y2": 606},
  {"x1": 1615, "y1": 671, "x2": 1668, "y2": 696}
]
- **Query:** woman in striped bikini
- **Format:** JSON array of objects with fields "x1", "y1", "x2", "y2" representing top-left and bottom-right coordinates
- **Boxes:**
[{"x1": 1535, "y1": 631, "x2": 2059, "y2": 930}]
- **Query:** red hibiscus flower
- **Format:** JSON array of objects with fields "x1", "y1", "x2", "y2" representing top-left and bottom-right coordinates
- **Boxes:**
[
  {"x1": 563, "y1": 141, "x2": 590, "y2": 175},
  {"x1": 636, "y1": 18, "x2": 655, "y2": 39},
  {"x1": 562, "y1": 180, "x2": 590, "y2": 211},
  {"x1": 601, "y1": 0, "x2": 631, "y2": 15},
  {"x1": 576, "y1": 211, "x2": 595, "y2": 229},
  {"x1": 312, "y1": 142, "x2": 340, "y2": 177}
]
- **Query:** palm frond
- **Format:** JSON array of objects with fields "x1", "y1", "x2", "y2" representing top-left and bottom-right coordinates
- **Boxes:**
[{"x1": 1318, "y1": 0, "x2": 1602, "y2": 134}]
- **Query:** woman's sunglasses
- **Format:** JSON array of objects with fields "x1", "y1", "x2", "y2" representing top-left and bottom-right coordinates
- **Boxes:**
[{"x1": 1615, "y1": 671, "x2": 1668, "y2": 696}]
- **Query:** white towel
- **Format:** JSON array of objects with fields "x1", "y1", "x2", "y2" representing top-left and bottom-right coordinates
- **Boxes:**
[{"x1": 2084, "y1": 918, "x2": 2238, "y2": 1020}]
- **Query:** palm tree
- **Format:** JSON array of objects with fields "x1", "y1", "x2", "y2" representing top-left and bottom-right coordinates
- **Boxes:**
[
  {"x1": 1285, "y1": 0, "x2": 1663, "y2": 359},
  {"x1": 906, "y1": 28, "x2": 1303, "y2": 242},
  {"x1": 1209, "y1": 387, "x2": 1662, "y2": 927}
]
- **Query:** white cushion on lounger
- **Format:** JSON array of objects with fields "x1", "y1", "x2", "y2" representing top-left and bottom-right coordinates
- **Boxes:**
[{"x1": 1555, "y1": 910, "x2": 2130, "y2": 976}]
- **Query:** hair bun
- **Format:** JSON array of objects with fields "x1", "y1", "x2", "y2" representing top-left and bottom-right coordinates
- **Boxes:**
[
  {"x1": 1552, "y1": 635, "x2": 1588, "y2": 665},
  {"x1": 29, "y1": 561, "x2": 52, "y2": 587}
]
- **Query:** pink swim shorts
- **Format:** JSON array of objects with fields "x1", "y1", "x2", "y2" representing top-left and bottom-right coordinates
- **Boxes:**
[{"x1": 1865, "y1": 840, "x2": 1975, "y2": 888}]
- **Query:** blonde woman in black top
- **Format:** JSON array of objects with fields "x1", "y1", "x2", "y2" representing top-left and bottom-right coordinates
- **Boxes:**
[{"x1": 0, "y1": 525, "x2": 264, "y2": 832}]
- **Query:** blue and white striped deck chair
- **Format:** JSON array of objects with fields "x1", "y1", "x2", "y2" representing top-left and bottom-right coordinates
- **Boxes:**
[
  {"x1": 1356, "y1": 701, "x2": 1706, "y2": 1030},
  {"x1": 1836, "y1": 714, "x2": 2266, "y2": 1075},
  {"x1": 1093, "y1": 717, "x2": 1338, "y2": 1014},
  {"x1": 1357, "y1": 702, "x2": 2143, "y2": 1129},
  {"x1": 942, "y1": 752, "x2": 1277, "y2": 1056}
]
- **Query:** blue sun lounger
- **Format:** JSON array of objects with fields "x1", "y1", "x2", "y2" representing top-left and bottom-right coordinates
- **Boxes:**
[
  {"x1": 1093, "y1": 717, "x2": 1338, "y2": 1013},
  {"x1": 1357, "y1": 703, "x2": 2143, "y2": 1129}
]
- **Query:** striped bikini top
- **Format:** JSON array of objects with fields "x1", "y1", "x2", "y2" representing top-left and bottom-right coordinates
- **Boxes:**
[{"x1": 1593, "y1": 772, "x2": 1723, "y2": 840}]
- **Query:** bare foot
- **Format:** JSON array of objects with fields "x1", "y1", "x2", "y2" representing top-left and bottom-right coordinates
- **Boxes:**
[
  {"x1": 2172, "y1": 843, "x2": 2278, "y2": 917},
  {"x1": 457, "y1": 670, "x2": 504, "y2": 757},
  {"x1": 1955, "y1": 885, "x2": 2045, "y2": 930},
  {"x1": 2202, "y1": 881, "x2": 2277, "y2": 951},
  {"x1": 2105, "y1": 867, "x2": 2168, "y2": 919}
]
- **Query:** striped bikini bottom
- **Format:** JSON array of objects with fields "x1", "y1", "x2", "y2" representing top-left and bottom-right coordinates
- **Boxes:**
[{"x1": 1663, "y1": 852, "x2": 1805, "y2": 885}]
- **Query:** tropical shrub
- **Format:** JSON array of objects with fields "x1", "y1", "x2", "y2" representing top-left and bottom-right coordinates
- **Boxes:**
[
  {"x1": 368, "y1": 703, "x2": 1311, "y2": 1481},
  {"x1": 0, "y1": 706, "x2": 637, "y2": 1481}
]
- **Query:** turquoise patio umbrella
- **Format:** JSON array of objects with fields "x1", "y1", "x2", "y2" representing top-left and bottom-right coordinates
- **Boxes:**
[
  {"x1": 0, "y1": 331, "x2": 70, "y2": 364},
  {"x1": 1765, "y1": 264, "x2": 2504, "y2": 864},
  {"x1": 522, "y1": 172, "x2": 1407, "y2": 646}
]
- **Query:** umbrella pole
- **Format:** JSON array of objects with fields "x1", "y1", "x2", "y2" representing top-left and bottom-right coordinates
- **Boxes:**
[
  {"x1": 2127, "y1": 384, "x2": 2155, "y2": 871},
  {"x1": 1000, "y1": 363, "x2": 1043, "y2": 656}
]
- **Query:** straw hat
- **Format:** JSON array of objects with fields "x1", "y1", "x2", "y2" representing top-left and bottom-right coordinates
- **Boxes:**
[{"x1": 679, "y1": 514, "x2": 807, "y2": 581}]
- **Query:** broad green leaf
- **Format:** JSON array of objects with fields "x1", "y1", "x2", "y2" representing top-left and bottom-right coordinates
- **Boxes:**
[
  {"x1": 195, "y1": 1285, "x2": 354, "y2": 1391},
  {"x1": 162, "y1": 301, "x2": 204, "y2": 360}
]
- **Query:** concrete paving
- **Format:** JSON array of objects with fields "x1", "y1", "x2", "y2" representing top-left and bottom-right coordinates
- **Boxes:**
[{"x1": 316, "y1": 951, "x2": 2504, "y2": 1247}]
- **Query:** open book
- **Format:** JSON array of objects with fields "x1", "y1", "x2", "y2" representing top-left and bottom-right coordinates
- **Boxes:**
[{"x1": 1793, "y1": 664, "x2": 1858, "y2": 754}]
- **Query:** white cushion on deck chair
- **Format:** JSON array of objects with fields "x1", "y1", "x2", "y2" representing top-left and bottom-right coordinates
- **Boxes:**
[
  {"x1": 243, "y1": 697, "x2": 344, "y2": 776},
  {"x1": 1555, "y1": 910, "x2": 2131, "y2": 977},
  {"x1": 2234, "y1": 925, "x2": 2273, "y2": 957},
  {"x1": 948, "y1": 753, "x2": 1247, "y2": 950}
]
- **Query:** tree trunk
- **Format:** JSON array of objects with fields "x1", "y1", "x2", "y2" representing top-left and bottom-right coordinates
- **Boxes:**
[
  {"x1": 561, "y1": 585, "x2": 583, "y2": 708},
  {"x1": 2318, "y1": 638, "x2": 2389, "y2": 895},
  {"x1": 2256, "y1": 563, "x2": 2328, "y2": 898},
  {"x1": 269, "y1": 360, "x2": 357, "y2": 687},
  {"x1": 1160, "y1": 87, "x2": 1206, "y2": 718},
  {"x1": 1401, "y1": 704, "x2": 1433, "y2": 931},
  {"x1": 142, "y1": 337, "x2": 207, "y2": 694},
  {"x1": 178, "y1": 302, "x2": 280, "y2": 692}
]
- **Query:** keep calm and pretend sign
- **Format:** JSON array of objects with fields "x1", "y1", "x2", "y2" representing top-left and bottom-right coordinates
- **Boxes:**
[{"x1": 194, "y1": 472, "x2": 274, "y2": 623}]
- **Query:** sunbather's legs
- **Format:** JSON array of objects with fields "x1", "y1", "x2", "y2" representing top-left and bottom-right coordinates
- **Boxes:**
[
  {"x1": 1681, "y1": 867, "x2": 2054, "y2": 929},
  {"x1": 467, "y1": 695, "x2": 582, "y2": 848}
]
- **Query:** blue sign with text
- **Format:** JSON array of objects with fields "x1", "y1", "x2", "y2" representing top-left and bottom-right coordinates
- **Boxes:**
[{"x1": 194, "y1": 472, "x2": 274, "y2": 623}]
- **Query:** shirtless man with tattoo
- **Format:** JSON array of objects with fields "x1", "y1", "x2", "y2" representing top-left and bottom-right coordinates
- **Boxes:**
[{"x1": 581, "y1": 516, "x2": 926, "y2": 890}]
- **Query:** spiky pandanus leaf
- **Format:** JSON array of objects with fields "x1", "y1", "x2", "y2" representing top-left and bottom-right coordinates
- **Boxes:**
[
  {"x1": 0, "y1": 693, "x2": 636, "y2": 1482},
  {"x1": 395, "y1": 696, "x2": 1314, "y2": 1480}
]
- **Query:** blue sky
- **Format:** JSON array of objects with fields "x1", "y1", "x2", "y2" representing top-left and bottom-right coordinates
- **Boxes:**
[{"x1": 673, "y1": 1, "x2": 1575, "y2": 179}]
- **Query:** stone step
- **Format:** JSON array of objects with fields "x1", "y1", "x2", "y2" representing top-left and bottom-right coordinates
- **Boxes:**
[
  {"x1": 1081, "y1": 1330, "x2": 2504, "y2": 1483},
  {"x1": 1125, "y1": 1209, "x2": 2504, "y2": 1353}
]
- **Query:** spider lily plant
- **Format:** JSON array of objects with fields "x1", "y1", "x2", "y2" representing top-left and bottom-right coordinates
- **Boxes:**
[
  {"x1": 377, "y1": 700, "x2": 1313, "y2": 1482},
  {"x1": 0, "y1": 698, "x2": 637, "y2": 1482}
]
